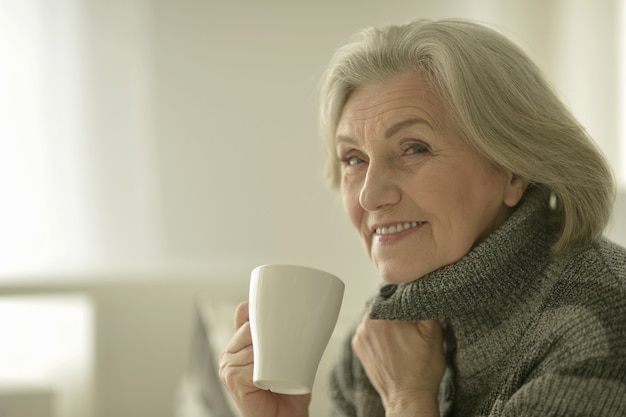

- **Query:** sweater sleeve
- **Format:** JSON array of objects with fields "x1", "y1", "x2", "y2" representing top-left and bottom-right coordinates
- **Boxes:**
[
  {"x1": 500, "y1": 360, "x2": 626, "y2": 416},
  {"x1": 499, "y1": 266, "x2": 626, "y2": 417},
  {"x1": 329, "y1": 329, "x2": 357, "y2": 417},
  {"x1": 329, "y1": 326, "x2": 386, "y2": 417},
  {"x1": 496, "y1": 242, "x2": 626, "y2": 416}
]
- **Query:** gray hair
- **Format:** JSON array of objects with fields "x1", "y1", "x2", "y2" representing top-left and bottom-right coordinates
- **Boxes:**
[{"x1": 318, "y1": 18, "x2": 615, "y2": 254}]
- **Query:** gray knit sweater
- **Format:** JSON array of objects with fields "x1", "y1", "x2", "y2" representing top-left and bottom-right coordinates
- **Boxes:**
[{"x1": 330, "y1": 188, "x2": 626, "y2": 416}]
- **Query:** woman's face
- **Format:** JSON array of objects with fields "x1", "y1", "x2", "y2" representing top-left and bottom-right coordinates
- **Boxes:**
[{"x1": 336, "y1": 72, "x2": 527, "y2": 284}]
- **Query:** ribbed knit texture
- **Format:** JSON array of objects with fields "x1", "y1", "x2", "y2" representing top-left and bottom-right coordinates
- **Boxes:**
[{"x1": 330, "y1": 187, "x2": 626, "y2": 416}]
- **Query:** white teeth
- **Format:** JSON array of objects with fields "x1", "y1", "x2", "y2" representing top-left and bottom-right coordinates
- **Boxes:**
[{"x1": 375, "y1": 222, "x2": 421, "y2": 235}]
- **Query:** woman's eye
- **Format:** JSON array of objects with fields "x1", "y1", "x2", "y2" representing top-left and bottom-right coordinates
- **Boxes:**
[
  {"x1": 340, "y1": 155, "x2": 365, "y2": 166},
  {"x1": 404, "y1": 143, "x2": 428, "y2": 155}
]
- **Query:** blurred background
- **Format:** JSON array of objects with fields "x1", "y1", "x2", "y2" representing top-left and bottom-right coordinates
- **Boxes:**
[{"x1": 0, "y1": 1, "x2": 624, "y2": 417}]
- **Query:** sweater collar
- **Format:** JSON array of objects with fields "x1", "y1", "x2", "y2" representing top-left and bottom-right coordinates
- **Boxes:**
[{"x1": 368, "y1": 187, "x2": 556, "y2": 321}]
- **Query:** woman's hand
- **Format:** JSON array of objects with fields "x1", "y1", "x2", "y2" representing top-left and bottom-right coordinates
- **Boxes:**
[
  {"x1": 218, "y1": 301, "x2": 311, "y2": 417},
  {"x1": 351, "y1": 315, "x2": 446, "y2": 417}
]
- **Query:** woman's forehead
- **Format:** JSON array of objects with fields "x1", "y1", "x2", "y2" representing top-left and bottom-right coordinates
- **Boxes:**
[{"x1": 336, "y1": 73, "x2": 448, "y2": 136}]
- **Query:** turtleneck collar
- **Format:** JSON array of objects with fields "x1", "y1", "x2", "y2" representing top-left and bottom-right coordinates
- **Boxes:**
[{"x1": 368, "y1": 186, "x2": 557, "y2": 321}]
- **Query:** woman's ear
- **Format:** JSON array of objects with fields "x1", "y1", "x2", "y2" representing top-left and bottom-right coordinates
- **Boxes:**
[{"x1": 503, "y1": 173, "x2": 529, "y2": 208}]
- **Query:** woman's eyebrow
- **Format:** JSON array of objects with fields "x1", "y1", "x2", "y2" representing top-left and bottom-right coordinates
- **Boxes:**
[
  {"x1": 336, "y1": 134, "x2": 358, "y2": 145},
  {"x1": 336, "y1": 117, "x2": 431, "y2": 145},
  {"x1": 384, "y1": 117, "x2": 430, "y2": 139}
]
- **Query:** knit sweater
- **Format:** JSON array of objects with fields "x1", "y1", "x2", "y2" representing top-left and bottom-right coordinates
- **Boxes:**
[{"x1": 329, "y1": 188, "x2": 626, "y2": 416}]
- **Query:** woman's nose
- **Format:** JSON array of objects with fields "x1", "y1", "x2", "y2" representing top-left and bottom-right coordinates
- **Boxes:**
[{"x1": 358, "y1": 161, "x2": 401, "y2": 212}]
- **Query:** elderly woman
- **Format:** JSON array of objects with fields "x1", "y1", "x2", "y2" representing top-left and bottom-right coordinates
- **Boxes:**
[{"x1": 219, "y1": 19, "x2": 626, "y2": 417}]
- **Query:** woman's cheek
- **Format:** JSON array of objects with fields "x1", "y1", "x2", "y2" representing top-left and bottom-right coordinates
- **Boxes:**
[{"x1": 341, "y1": 177, "x2": 365, "y2": 229}]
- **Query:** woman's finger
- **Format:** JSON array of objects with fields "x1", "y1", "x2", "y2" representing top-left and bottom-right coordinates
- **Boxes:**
[
  {"x1": 225, "y1": 321, "x2": 253, "y2": 354},
  {"x1": 415, "y1": 319, "x2": 444, "y2": 344},
  {"x1": 234, "y1": 301, "x2": 250, "y2": 330}
]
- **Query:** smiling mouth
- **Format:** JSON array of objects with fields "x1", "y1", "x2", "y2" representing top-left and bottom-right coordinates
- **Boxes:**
[{"x1": 375, "y1": 222, "x2": 424, "y2": 235}]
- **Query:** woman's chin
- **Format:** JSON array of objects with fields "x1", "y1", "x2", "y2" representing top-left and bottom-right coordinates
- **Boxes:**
[{"x1": 378, "y1": 268, "x2": 423, "y2": 285}]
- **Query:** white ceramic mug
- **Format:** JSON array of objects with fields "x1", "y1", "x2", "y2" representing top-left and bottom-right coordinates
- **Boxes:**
[{"x1": 249, "y1": 264, "x2": 345, "y2": 395}]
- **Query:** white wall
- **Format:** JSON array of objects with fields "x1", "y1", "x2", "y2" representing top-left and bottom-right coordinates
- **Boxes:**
[{"x1": 0, "y1": 277, "x2": 239, "y2": 417}]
